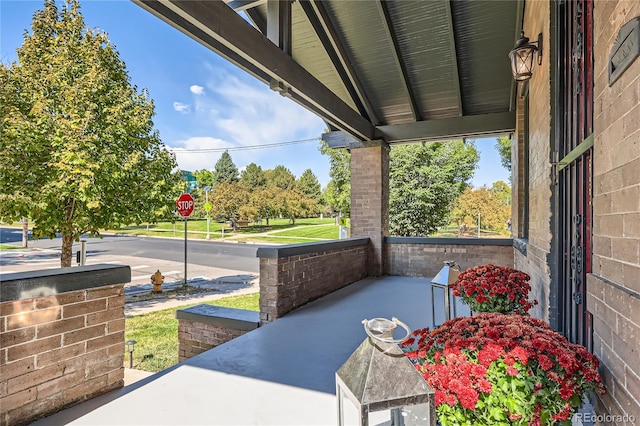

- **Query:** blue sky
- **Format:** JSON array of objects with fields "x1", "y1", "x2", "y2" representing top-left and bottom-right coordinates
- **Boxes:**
[{"x1": 1, "y1": 0, "x2": 509, "y2": 188}]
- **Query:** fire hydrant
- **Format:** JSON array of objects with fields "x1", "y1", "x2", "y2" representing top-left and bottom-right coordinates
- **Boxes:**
[{"x1": 150, "y1": 270, "x2": 164, "y2": 294}]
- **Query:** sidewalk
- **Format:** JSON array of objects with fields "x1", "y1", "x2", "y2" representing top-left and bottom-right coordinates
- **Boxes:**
[{"x1": 124, "y1": 277, "x2": 259, "y2": 316}]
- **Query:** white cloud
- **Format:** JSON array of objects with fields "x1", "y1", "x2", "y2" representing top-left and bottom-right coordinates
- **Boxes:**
[
  {"x1": 204, "y1": 70, "x2": 326, "y2": 147},
  {"x1": 190, "y1": 85, "x2": 205, "y2": 95},
  {"x1": 167, "y1": 136, "x2": 233, "y2": 172},
  {"x1": 173, "y1": 102, "x2": 190, "y2": 113},
  {"x1": 165, "y1": 67, "x2": 329, "y2": 184}
]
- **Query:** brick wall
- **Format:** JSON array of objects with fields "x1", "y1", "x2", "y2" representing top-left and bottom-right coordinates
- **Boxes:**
[
  {"x1": 384, "y1": 238, "x2": 514, "y2": 277},
  {"x1": 176, "y1": 305, "x2": 259, "y2": 362},
  {"x1": 0, "y1": 267, "x2": 128, "y2": 426},
  {"x1": 513, "y1": 96, "x2": 527, "y2": 240},
  {"x1": 516, "y1": 0, "x2": 554, "y2": 324},
  {"x1": 350, "y1": 143, "x2": 389, "y2": 276},
  {"x1": 590, "y1": 0, "x2": 640, "y2": 421},
  {"x1": 257, "y1": 239, "x2": 369, "y2": 323}
]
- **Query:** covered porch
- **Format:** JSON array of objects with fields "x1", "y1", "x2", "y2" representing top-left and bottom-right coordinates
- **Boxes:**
[{"x1": 34, "y1": 274, "x2": 470, "y2": 425}]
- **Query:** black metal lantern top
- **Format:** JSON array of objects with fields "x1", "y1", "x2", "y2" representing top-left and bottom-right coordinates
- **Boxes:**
[{"x1": 509, "y1": 31, "x2": 543, "y2": 82}]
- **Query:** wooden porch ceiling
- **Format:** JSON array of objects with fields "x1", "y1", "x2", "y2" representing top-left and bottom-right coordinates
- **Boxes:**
[{"x1": 133, "y1": 0, "x2": 522, "y2": 146}]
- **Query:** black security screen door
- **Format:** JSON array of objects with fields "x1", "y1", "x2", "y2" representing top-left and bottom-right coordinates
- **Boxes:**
[{"x1": 556, "y1": 0, "x2": 594, "y2": 348}]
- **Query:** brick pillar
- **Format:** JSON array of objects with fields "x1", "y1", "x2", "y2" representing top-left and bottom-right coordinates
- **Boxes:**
[{"x1": 350, "y1": 141, "x2": 389, "y2": 276}]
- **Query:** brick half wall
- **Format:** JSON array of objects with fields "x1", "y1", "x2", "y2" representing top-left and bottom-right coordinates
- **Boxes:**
[
  {"x1": 0, "y1": 264, "x2": 130, "y2": 426},
  {"x1": 385, "y1": 237, "x2": 515, "y2": 277},
  {"x1": 257, "y1": 238, "x2": 369, "y2": 324},
  {"x1": 176, "y1": 305, "x2": 259, "y2": 362}
]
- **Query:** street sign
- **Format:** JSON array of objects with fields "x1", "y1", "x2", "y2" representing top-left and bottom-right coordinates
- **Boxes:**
[
  {"x1": 176, "y1": 193, "x2": 195, "y2": 217},
  {"x1": 204, "y1": 202, "x2": 212, "y2": 212}
]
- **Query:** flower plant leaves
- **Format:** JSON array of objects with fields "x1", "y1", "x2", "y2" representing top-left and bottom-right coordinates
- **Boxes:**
[{"x1": 401, "y1": 313, "x2": 605, "y2": 426}]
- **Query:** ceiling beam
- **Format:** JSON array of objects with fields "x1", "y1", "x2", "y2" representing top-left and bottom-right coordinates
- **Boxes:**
[
  {"x1": 225, "y1": 0, "x2": 266, "y2": 12},
  {"x1": 267, "y1": 0, "x2": 291, "y2": 54},
  {"x1": 444, "y1": 0, "x2": 463, "y2": 116},
  {"x1": 324, "y1": 112, "x2": 515, "y2": 148},
  {"x1": 134, "y1": 0, "x2": 375, "y2": 141},
  {"x1": 376, "y1": 112, "x2": 515, "y2": 144},
  {"x1": 375, "y1": 1, "x2": 421, "y2": 122},
  {"x1": 299, "y1": 0, "x2": 380, "y2": 125},
  {"x1": 133, "y1": 0, "x2": 272, "y2": 82},
  {"x1": 245, "y1": 8, "x2": 267, "y2": 34}
]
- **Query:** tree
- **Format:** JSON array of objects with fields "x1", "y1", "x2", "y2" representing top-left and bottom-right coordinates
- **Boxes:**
[
  {"x1": 213, "y1": 150, "x2": 239, "y2": 184},
  {"x1": 319, "y1": 141, "x2": 350, "y2": 215},
  {"x1": 265, "y1": 165, "x2": 296, "y2": 190},
  {"x1": 240, "y1": 163, "x2": 266, "y2": 190},
  {"x1": 491, "y1": 180, "x2": 512, "y2": 206},
  {"x1": 0, "y1": 0, "x2": 180, "y2": 267},
  {"x1": 209, "y1": 181, "x2": 250, "y2": 230},
  {"x1": 495, "y1": 136, "x2": 512, "y2": 173},
  {"x1": 193, "y1": 169, "x2": 215, "y2": 188},
  {"x1": 247, "y1": 186, "x2": 281, "y2": 226},
  {"x1": 389, "y1": 141, "x2": 478, "y2": 236},
  {"x1": 452, "y1": 186, "x2": 511, "y2": 234},
  {"x1": 278, "y1": 188, "x2": 317, "y2": 224},
  {"x1": 296, "y1": 169, "x2": 321, "y2": 203}
]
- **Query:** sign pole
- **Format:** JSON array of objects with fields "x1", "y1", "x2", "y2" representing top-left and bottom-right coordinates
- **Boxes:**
[
  {"x1": 176, "y1": 192, "x2": 195, "y2": 288},
  {"x1": 184, "y1": 216, "x2": 188, "y2": 287}
]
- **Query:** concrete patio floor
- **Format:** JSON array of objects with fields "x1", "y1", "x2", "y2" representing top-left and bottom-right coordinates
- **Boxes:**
[{"x1": 34, "y1": 275, "x2": 470, "y2": 425}]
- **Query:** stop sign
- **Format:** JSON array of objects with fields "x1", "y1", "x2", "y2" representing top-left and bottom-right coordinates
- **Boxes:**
[{"x1": 176, "y1": 193, "x2": 195, "y2": 217}]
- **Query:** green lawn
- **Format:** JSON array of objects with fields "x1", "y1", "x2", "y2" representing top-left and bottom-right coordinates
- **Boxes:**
[
  {"x1": 111, "y1": 217, "x2": 340, "y2": 243},
  {"x1": 270, "y1": 224, "x2": 339, "y2": 239},
  {"x1": 0, "y1": 244, "x2": 21, "y2": 250},
  {"x1": 125, "y1": 293, "x2": 259, "y2": 372}
]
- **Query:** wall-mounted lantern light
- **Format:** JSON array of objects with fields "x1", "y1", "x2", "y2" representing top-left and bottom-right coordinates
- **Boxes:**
[{"x1": 509, "y1": 31, "x2": 543, "y2": 81}]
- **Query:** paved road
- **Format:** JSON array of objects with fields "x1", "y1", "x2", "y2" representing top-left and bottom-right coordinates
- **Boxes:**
[
  {"x1": 0, "y1": 227, "x2": 265, "y2": 295},
  {"x1": 1, "y1": 227, "x2": 262, "y2": 272}
]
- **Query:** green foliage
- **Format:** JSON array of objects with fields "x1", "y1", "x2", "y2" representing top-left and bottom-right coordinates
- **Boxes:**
[
  {"x1": 389, "y1": 141, "x2": 478, "y2": 236},
  {"x1": 240, "y1": 163, "x2": 266, "y2": 190},
  {"x1": 296, "y1": 169, "x2": 321, "y2": 202},
  {"x1": 495, "y1": 136, "x2": 512, "y2": 173},
  {"x1": 193, "y1": 169, "x2": 215, "y2": 188},
  {"x1": 491, "y1": 180, "x2": 511, "y2": 206},
  {"x1": 319, "y1": 141, "x2": 350, "y2": 215},
  {"x1": 277, "y1": 187, "x2": 318, "y2": 224},
  {"x1": 265, "y1": 165, "x2": 296, "y2": 190},
  {"x1": 0, "y1": 0, "x2": 180, "y2": 266},
  {"x1": 213, "y1": 151, "x2": 239, "y2": 184},
  {"x1": 452, "y1": 184, "x2": 511, "y2": 233},
  {"x1": 209, "y1": 181, "x2": 250, "y2": 227}
]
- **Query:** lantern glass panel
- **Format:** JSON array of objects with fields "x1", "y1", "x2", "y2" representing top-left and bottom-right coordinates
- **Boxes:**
[
  {"x1": 509, "y1": 47, "x2": 536, "y2": 81},
  {"x1": 337, "y1": 387, "x2": 432, "y2": 426}
]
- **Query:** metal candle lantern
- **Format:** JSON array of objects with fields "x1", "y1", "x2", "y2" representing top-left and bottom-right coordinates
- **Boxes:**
[
  {"x1": 430, "y1": 261, "x2": 460, "y2": 327},
  {"x1": 335, "y1": 317, "x2": 434, "y2": 426}
]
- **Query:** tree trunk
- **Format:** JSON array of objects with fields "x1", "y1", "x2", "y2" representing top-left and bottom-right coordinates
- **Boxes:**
[
  {"x1": 61, "y1": 233, "x2": 74, "y2": 267},
  {"x1": 21, "y1": 218, "x2": 28, "y2": 248}
]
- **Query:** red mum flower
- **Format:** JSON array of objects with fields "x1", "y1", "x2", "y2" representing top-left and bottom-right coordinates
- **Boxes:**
[{"x1": 506, "y1": 366, "x2": 519, "y2": 377}]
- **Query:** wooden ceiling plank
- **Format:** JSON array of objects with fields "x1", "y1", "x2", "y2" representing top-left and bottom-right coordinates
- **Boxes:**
[
  {"x1": 375, "y1": 1, "x2": 421, "y2": 122},
  {"x1": 444, "y1": 0, "x2": 464, "y2": 116},
  {"x1": 300, "y1": 0, "x2": 380, "y2": 125}
]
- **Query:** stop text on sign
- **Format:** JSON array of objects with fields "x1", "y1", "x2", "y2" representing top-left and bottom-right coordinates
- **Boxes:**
[{"x1": 176, "y1": 193, "x2": 195, "y2": 217}]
